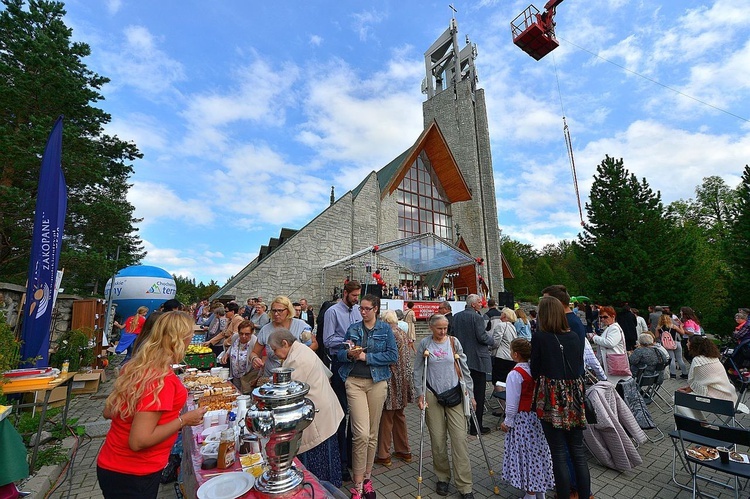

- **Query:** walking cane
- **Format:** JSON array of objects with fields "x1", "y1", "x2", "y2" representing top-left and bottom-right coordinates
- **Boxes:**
[
  {"x1": 416, "y1": 350, "x2": 429, "y2": 499},
  {"x1": 469, "y1": 405, "x2": 501, "y2": 495}
]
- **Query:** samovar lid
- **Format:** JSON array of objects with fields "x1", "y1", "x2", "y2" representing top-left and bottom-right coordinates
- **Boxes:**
[{"x1": 252, "y1": 367, "x2": 310, "y2": 401}]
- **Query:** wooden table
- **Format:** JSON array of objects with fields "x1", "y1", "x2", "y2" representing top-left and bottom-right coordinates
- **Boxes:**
[
  {"x1": 181, "y1": 423, "x2": 334, "y2": 498},
  {"x1": 2, "y1": 372, "x2": 77, "y2": 471}
]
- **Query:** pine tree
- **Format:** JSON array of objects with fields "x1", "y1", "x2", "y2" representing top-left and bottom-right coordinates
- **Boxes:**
[
  {"x1": 0, "y1": 0, "x2": 144, "y2": 292},
  {"x1": 577, "y1": 155, "x2": 688, "y2": 306}
]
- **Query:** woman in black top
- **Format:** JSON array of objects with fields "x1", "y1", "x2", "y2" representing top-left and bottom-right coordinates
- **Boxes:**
[{"x1": 531, "y1": 296, "x2": 590, "y2": 499}]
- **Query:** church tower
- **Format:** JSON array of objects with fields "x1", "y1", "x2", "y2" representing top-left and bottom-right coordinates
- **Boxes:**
[{"x1": 421, "y1": 18, "x2": 504, "y2": 295}]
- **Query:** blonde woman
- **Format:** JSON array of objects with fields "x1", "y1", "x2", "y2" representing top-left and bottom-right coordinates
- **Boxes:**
[
  {"x1": 251, "y1": 296, "x2": 317, "y2": 378},
  {"x1": 514, "y1": 309, "x2": 531, "y2": 340},
  {"x1": 97, "y1": 311, "x2": 206, "y2": 499},
  {"x1": 491, "y1": 307, "x2": 517, "y2": 383}
]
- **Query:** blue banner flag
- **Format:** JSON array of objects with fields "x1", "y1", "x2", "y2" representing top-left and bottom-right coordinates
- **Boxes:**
[{"x1": 20, "y1": 116, "x2": 67, "y2": 368}]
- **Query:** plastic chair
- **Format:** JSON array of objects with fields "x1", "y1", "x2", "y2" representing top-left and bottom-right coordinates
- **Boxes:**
[{"x1": 671, "y1": 391, "x2": 739, "y2": 495}]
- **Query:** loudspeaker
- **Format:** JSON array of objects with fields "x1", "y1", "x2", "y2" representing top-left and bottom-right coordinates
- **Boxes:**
[
  {"x1": 498, "y1": 291, "x2": 514, "y2": 309},
  {"x1": 362, "y1": 283, "x2": 383, "y2": 299}
]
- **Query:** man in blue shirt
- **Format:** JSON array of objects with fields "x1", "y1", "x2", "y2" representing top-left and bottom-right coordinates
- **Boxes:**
[{"x1": 323, "y1": 280, "x2": 362, "y2": 482}]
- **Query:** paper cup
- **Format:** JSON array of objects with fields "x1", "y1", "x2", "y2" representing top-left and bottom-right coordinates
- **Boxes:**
[{"x1": 203, "y1": 413, "x2": 212, "y2": 430}]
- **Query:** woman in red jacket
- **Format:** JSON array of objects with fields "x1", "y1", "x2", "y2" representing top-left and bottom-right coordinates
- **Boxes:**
[{"x1": 97, "y1": 311, "x2": 206, "y2": 498}]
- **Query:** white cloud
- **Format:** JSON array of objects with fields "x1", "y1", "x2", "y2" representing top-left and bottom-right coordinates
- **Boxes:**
[
  {"x1": 309, "y1": 35, "x2": 323, "y2": 46},
  {"x1": 106, "y1": 0, "x2": 122, "y2": 15},
  {"x1": 139, "y1": 240, "x2": 254, "y2": 284},
  {"x1": 100, "y1": 25, "x2": 185, "y2": 95},
  {"x1": 576, "y1": 120, "x2": 750, "y2": 204},
  {"x1": 179, "y1": 58, "x2": 300, "y2": 155},
  {"x1": 105, "y1": 113, "x2": 168, "y2": 151},
  {"x1": 351, "y1": 9, "x2": 387, "y2": 42},
  {"x1": 128, "y1": 181, "x2": 212, "y2": 226},
  {"x1": 296, "y1": 59, "x2": 423, "y2": 179}
]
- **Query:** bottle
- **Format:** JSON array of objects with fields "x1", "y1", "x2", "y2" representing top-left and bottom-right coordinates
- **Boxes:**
[
  {"x1": 217, "y1": 429, "x2": 236, "y2": 469},
  {"x1": 61, "y1": 360, "x2": 69, "y2": 374}
]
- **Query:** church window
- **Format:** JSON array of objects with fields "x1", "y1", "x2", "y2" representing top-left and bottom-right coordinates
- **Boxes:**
[{"x1": 397, "y1": 152, "x2": 452, "y2": 239}]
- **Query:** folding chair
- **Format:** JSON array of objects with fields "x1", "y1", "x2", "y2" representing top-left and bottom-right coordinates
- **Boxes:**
[
  {"x1": 673, "y1": 413, "x2": 750, "y2": 498},
  {"x1": 671, "y1": 391, "x2": 739, "y2": 494},
  {"x1": 637, "y1": 360, "x2": 671, "y2": 413},
  {"x1": 631, "y1": 366, "x2": 664, "y2": 442}
]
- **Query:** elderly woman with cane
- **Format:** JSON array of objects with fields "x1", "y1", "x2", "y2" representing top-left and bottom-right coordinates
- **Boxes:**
[{"x1": 414, "y1": 314, "x2": 476, "y2": 499}]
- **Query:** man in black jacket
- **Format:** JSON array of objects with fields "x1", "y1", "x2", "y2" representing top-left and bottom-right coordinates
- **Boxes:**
[{"x1": 616, "y1": 304, "x2": 638, "y2": 352}]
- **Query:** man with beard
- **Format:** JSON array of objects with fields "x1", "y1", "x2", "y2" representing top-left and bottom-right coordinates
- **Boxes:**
[{"x1": 323, "y1": 280, "x2": 362, "y2": 482}]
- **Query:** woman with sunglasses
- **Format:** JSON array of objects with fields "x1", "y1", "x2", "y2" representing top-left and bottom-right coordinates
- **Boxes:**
[
  {"x1": 588, "y1": 306, "x2": 631, "y2": 385},
  {"x1": 337, "y1": 294, "x2": 398, "y2": 499},
  {"x1": 250, "y1": 296, "x2": 317, "y2": 380}
]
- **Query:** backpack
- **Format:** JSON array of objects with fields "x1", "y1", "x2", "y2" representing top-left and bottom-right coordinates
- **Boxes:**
[{"x1": 661, "y1": 329, "x2": 677, "y2": 350}]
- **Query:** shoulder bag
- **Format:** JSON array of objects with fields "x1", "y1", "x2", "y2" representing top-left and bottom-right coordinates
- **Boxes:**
[
  {"x1": 606, "y1": 324, "x2": 632, "y2": 377},
  {"x1": 426, "y1": 337, "x2": 465, "y2": 408}
]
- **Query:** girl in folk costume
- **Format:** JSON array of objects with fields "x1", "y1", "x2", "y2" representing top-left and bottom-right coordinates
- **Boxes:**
[{"x1": 500, "y1": 338, "x2": 554, "y2": 499}]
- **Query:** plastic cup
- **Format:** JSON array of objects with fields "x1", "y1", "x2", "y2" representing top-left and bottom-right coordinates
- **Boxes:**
[
  {"x1": 203, "y1": 413, "x2": 212, "y2": 430},
  {"x1": 717, "y1": 446, "x2": 730, "y2": 464},
  {"x1": 217, "y1": 410, "x2": 227, "y2": 426}
]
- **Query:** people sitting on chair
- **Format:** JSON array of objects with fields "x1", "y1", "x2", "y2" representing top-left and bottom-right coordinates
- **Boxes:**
[
  {"x1": 629, "y1": 333, "x2": 669, "y2": 383},
  {"x1": 676, "y1": 336, "x2": 737, "y2": 419}
]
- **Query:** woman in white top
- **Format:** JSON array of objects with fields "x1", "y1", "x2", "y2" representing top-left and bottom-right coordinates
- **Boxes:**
[
  {"x1": 491, "y1": 308, "x2": 518, "y2": 383},
  {"x1": 589, "y1": 306, "x2": 631, "y2": 385}
]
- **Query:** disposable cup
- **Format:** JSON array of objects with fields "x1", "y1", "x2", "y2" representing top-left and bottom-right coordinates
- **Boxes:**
[
  {"x1": 717, "y1": 446, "x2": 730, "y2": 464},
  {"x1": 217, "y1": 410, "x2": 227, "y2": 425},
  {"x1": 203, "y1": 413, "x2": 212, "y2": 430}
]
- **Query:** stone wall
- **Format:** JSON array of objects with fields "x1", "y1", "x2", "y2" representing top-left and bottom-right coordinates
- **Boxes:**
[
  {"x1": 0, "y1": 281, "x2": 103, "y2": 345},
  {"x1": 423, "y1": 79, "x2": 504, "y2": 296},
  {"x1": 226, "y1": 191, "x2": 357, "y2": 308}
]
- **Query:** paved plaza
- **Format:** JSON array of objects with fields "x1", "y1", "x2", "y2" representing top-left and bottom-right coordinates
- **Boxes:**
[{"x1": 34, "y1": 359, "x2": 749, "y2": 499}]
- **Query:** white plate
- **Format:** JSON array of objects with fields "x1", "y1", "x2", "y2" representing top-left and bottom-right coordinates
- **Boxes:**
[
  {"x1": 201, "y1": 424, "x2": 228, "y2": 437},
  {"x1": 197, "y1": 472, "x2": 254, "y2": 499}
]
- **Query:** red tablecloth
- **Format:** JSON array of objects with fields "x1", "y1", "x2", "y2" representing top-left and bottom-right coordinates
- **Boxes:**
[{"x1": 182, "y1": 424, "x2": 332, "y2": 498}]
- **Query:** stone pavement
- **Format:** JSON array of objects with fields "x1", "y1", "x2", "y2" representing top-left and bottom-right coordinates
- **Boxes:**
[{"x1": 38, "y1": 361, "x2": 749, "y2": 499}]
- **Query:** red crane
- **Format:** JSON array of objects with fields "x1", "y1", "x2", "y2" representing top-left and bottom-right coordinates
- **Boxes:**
[{"x1": 511, "y1": 0, "x2": 564, "y2": 60}]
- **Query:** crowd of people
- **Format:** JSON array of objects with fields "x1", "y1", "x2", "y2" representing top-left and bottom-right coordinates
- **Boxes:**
[{"x1": 96, "y1": 286, "x2": 750, "y2": 499}]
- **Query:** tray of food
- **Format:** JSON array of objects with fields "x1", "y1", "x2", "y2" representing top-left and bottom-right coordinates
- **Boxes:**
[
  {"x1": 730, "y1": 451, "x2": 750, "y2": 464},
  {"x1": 686, "y1": 446, "x2": 719, "y2": 461}
]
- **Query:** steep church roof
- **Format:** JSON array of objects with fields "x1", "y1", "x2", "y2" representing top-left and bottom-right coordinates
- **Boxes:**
[{"x1": 379, "y1": 120, "x2": 472, "y2": 202}]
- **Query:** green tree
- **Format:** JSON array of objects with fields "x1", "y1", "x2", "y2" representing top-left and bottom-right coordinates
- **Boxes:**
[
  {"x1": 174, "y1": 275, "x2": 220, "y2": 306},
  {"x1": 0, "y1": 0, "x2": 144, "y2": 293},
  {"x1": 729, "y1": 165, "x2": 750, "y2": 309},
  {"x1": 500, "y1": 236, "x2": 538, "y2": 300},
  {"x1": 577, "y1": 155, "x2": 688, "y2": 307}
]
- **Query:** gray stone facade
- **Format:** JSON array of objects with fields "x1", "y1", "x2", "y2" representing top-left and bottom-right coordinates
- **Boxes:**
[
  {"x1": 215, "y1": 26, "x2": 504, "y2": 310},
  {"x1": 423, "y1": 80, "x2": 503, "y2": 295}
]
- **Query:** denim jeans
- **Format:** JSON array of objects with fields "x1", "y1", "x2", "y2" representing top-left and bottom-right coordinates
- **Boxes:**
[{"x1": 541, "y1": 421, "x2": 590, "y2": 499}]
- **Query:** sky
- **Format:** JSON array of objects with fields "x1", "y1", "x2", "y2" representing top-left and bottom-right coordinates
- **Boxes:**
[{"x1": 58, "y1": 0, "x2": 750, "y2": 285}]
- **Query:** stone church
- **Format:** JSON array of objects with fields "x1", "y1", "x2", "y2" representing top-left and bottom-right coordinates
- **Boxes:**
[{"x1": 213, "y1": 19, "x2": 508, "y2": 306}]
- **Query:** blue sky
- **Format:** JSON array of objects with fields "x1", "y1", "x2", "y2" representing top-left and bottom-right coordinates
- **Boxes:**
[{"x1": 60, "y1": 0, "x2": 750, "y2": 285}]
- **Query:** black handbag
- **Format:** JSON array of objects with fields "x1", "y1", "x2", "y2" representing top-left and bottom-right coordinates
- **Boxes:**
[{"x1": 429, "y1": 381, "x2": 463, "y2": 407}]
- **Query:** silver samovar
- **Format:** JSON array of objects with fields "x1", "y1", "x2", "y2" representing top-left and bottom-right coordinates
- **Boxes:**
[{"x1": 245, "y1": 367, "x2": 315, "y2": 496}]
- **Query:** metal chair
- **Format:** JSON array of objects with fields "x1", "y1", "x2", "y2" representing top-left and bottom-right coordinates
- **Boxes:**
[
  {"x1": 671, "y1": 391, "x2": 740, "y2": 496},
  {"x1": 636, "y1": 359, "x2": 671, "y2": 413},
  {"x1": 673, "y1": 412, "x2": 750, "y2": 498}
]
